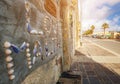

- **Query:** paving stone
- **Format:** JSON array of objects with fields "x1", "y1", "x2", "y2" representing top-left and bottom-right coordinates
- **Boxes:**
[
  {"x1": 88, "y1": 77, "x2": 100, "y2": 84},
  {"x1": 82, "y1": 72, "x2": 88, "y2": 78},
  {"x1": 82, "y1": 78, "x2": 90, "y2": 84},
  {"x1": 103, "y1": 81, "x2": 113, "y2": 84},
  {"x1": 86, "y1": 71, "x2": 96, "y2": 77},
  {"x1": 109, "y1": 76, "x2": 120, "y2": 84}
]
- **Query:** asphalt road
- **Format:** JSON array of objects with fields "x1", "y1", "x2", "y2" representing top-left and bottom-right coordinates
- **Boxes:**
[{"x1": 83, "y1": 37, "x2": 120, "y2": 56}]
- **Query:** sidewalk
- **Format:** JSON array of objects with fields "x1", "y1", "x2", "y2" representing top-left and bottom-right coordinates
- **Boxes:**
[
  {"x1": 71, "y1": 40, "x2": 120, "y2": 84},
  {"x1": 58, "y1": 39, "x2": 120, "y2": 84}
]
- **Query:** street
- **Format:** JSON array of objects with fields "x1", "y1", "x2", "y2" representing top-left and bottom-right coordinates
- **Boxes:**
[
  {"x1": 73, "y1": 37, "x2": 120, "y2": 63},
  {"x1": 84, "y1": 37, "x2": 120, "y2": 56}
]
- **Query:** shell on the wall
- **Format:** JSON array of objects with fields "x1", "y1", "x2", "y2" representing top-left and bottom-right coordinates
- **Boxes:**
[
  {"x1": 5, "y1": 49, "x2": 12, "y2": 55},
  {"x1": 4, "y1": 41, "x2": 11, "y2": 48},
  {"x1": 5, "y1": 56, "x2": 13, "y2": 62}
]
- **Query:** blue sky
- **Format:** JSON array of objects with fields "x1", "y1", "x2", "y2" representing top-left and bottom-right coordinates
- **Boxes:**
[
  {"x1": 107, "y1": 2, "x2": 120, "y2": 25},
  {"x1": 81, "y1": 0, "x2": 120, "y2": 32}
]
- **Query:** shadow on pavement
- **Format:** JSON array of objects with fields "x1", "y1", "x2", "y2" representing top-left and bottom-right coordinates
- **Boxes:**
[
  {"x1": 57, "y1": 50, "x2": 120, "y2": 84},
  {"x1": 75, "y1": 50, "x2": 86, "y2": 56}
]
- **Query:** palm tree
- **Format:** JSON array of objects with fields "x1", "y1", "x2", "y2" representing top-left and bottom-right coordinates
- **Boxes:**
[
  {"x1": 90, "y1": 25, "x2": 95, "y2": 34},
  {"x1": 91, "y1": 25, "x2": 95, "y2": 30},
  {"x1": 102, "y1": 23, "x2": 109, "y2": 35}
]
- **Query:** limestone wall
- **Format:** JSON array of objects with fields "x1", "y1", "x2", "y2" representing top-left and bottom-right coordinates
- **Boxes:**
[{"x1": 0, "y1": 0, "x2": 62, "y2": 84}]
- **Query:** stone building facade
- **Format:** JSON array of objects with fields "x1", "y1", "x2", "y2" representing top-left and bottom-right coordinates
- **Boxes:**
[{"x1": 0, "y1": 0, "x2": 80, "y2": 84}]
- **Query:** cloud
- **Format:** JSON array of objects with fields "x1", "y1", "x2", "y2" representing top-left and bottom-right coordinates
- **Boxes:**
[{"x1": 81, "y1": 0, "x2": 120, "y2": 31}]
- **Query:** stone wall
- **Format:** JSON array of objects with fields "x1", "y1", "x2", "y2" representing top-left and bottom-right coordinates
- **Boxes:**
[
  {"x1": 0, "y1": 0, "x2": 62, "y2": 84},
  {"x1": 22, "y1": 55, "x2": 62, "y2": 84}
]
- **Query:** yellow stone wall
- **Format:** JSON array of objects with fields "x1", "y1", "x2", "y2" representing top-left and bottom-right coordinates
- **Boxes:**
[{"x1": 60, "y1": 0, "x2": 80, "y2": 71}]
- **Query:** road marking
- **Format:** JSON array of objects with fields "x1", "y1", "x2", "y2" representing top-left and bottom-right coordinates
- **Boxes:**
[{"x1": 84, "y1": 39, "x2": 120, "y2": 57}]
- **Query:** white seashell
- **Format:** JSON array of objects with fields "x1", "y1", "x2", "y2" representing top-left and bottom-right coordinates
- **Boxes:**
[
  {"x1": 5, "y1": 49, "x2": 12, "y2": 55},
  {"x1": 4, "y1": 41, "x2": 11, "y2": 48},
  {"x1": 48, "y1": 52, "x2": 51, "y2": 56},
  {"x1": 32, "y1": 56, "x2": 36, "y2": 64},
  {"x1": 26, "y1": 53, "x2": 31, "y2": 57},
  {"x1": 9, "y1": 75, "x2": 15, "y2": 80},
  {"x1": 7, "y1": 63, "x2": 14, "y2": 68},
  {"x1": 30, "y1": 30, "x2": 38, "y2": 34},
  {"x1": 38, "y1": 52, "x2": 41, "y2": 56},
  {"x1": 8, "y1": 69, "x2": 14, "y2": 75},
  {"x1": 26, "y1": 43, "x2": 30, "y2": 47},
  {"x1": 38, "y1": 31, "x2": 43, "y2": 35},
  {"x1": 28, "y1": 61, "x2": 32, "y2": 65},
  {"x1": 36, "y1": 53, "x2": 39, "y2": 57},
  {"x1": 28, "y1": 65, "x2": 32, "y2": 69},
  {"x1": 26, "y1": 48, "x2": 30, "y2": 52},
  {"x1": 27, "y1": 57, "x2": 31, "y2": 61},
  {"x1": 6, "y1": 56, "x2": 13, "y2": 62}
]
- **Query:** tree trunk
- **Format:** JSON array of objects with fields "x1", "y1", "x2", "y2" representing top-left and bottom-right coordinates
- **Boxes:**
[{"x1": 104, "y1": 28, "x2": 105, "y2": 36}]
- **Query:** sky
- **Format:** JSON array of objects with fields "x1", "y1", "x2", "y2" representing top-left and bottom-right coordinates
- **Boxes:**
[{"x1": 79, "y1": 0, "x2": 120, "y2": 32}]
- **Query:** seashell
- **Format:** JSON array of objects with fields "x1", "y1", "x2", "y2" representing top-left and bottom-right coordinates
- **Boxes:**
[
  {"x1": 33, "y1": 47, "x2": 37, "y2": 55},
  {"x1": 11, "y1": 44, "x2": 20, "y2": 53},
  {"x1": 28, "y1": 65, "x2": 32, "y2": 69},
  {"x1": 47, "y1": 52, "x2": 51, "y2": 56},
  {"x1": 20, "y1": 42, "x2": 26, "y2": 50},
  {"x1": 32, "y1": 56, "x2": 36, "y2": 64},
  {"x1": 6, "y1": 56, "x2": 13, "y2": 62},
  {"x1": 8, "y1": 69, "x2": 14, "y2": 75},
  {"x1": 27, "y1": 24, "x2": 32, "y2": 33},
  {"x1": 5, "y1": 49, "x2": 12, "y2": 55},
  {"x1": 38, "y1": 31, "x2": 43, "y2": 35},
  {"x1": 38, "y1": 52, "x2": 41, "y2": 56},
  {"x1": 27, "y1": 57, "x2": 31, "y2": 61},
  {"x1": 26, "y1": 48, "x2": 30, "y2": 52},
  {"x1": 26, "y1": 43, "x2": 30, "y2": 47},
  {"x1": 7, "y1": 63, "x2": 14, "y2": 68},
  {"x1": 30, "y1": 30, "x2": 38, "y2": 34},
  {"x1": 26, "y1": 53, "x2": 31, "y2": 57},
  {"x1": 4, "y1": 41, "x2": 11, "y2": 48},
  {"x1": 9, "y1": 75, "x2": 15, "y2": 80},
  {"x1": 36, "y1": 53, "x2": 39, "y2": 57},
  {"x1": 28, "y1": 61, "x2": 32, "y2": 65}
]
